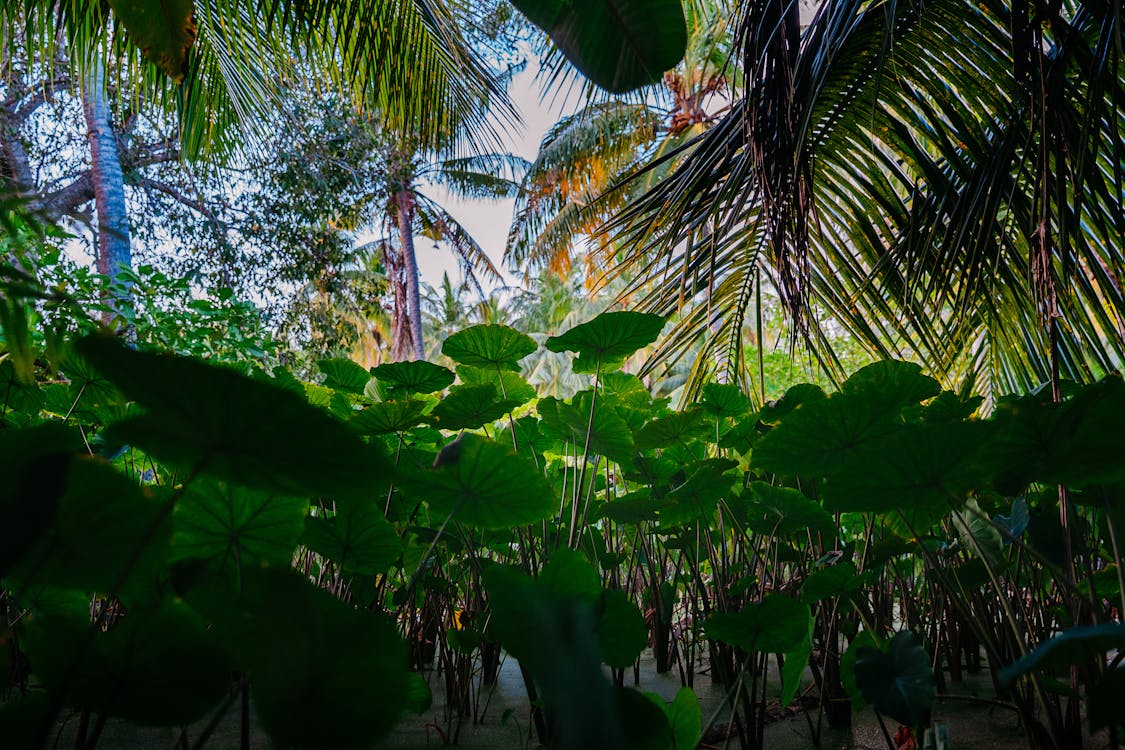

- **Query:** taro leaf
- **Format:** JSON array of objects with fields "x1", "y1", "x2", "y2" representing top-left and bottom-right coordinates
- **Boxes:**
[
  {"x1": 800, "y1": 562, "x2": 862, "y2": 603},
  {"x1": 705, "y1": 595, "x2": 810, "y2": 654},
  {"x1": 107, "y1": 0, "x2": 196, "y2": 80},
  {"x1": 993, "y1": 497, "x2": 1030, "y2": 543},
  {"x1": 700, "y1": 383, "x2": 751, "y2": 419},
  {"x1": 924, "y1": 390, "x2": 983, "y2": 422},
  {"x1": 663, "y1": 687, "x2": 702, "y2": 750},
  {"x1": 546, "y1": 311, "x2": 665, "y2": 374},
  {"x1": 405, "y1": 672, "x2": 433, "y2": 714},
  {"x1": 199, "y1": 567, "x2": 408, "y2": 749},
  {"x1": 999, "y1": 624, "x2": 1125, "y2": 686},
  {"x1": 821, "y1": 421, "x2": 989, "y2": 514},
  {"x1": 0, "y1": 424, "x2": 81, "y2": 576},
  {"x1": 303, "y1": 502, "x2": 400, "y2": 575},
  {"x1": 781, "y1": 615, "x2": 814, "y2": 707},
  {"x1": 0, "y1": 359, "x2": 45, "y2": 424},
  {"x1": 557, "y1": 391, "x2": 636, "y2": 463},
  {"x1": 635, "y1": 407, "x2": 708, "y2": 450},
  {"x1": 77, "y1": 335, "x2": 391, "y2": 502},
  {"x1": 985, "y1": 377, "x2": 1125, "y2": 491},
  {"x1": 349, "y1": 399, "x2": 429, "y2": 435},
  {"x1": 511, "y1": 0, "x2": 686, "y2": 94},
  {"x1": 753, "y1": 361, "x2": 940, "y2": 476},
  {"x1": 10, "y1": 456, "x2": 169, "y2": 601},
  {"x1": 602, "y1": 372, "x2": 654, "y2": 410},
  {"x1": 22, "y1": 599, "x2": 231, "y2": 725},
  {"x1": 661, "y1": 458, "x2": 738, "y2": 527},
  {"x1": 951, "y1": 499, "x2": 1003, "y2": 565},
  {"x1": 841, "y1": 629, "x2": 881, "y2": 708},
  {"x1": 370, "y1": 360, "x2": 454, "y2": 396},
  {"x1": 744, "y1": 482, "x2": 835, "y2": 538},
  {"x1": 429, "y1": 383, "x2": 522, "y2": 431},
  {"x1": 758, "y1": 383, "x2": 826, "y2": 423},
  {"x1": 616, "y1": 688, "x2": 675, "y2": 750},
  {"x1": 599, "y1": 490, "x2": 668, "y2": 524},
  {"x1": 442, "y1": 324, "x2": 536, "y2": 371},
  {"x1": 853, "y1": 630, "x2": 934, "y2": 727},
  {"x1": 318, "y1": 357, "x2": 370, "y2": 394},
  {"x1": 458, "y1": 364, "x2": 536, "y2": 405},
  {"x1": 398, "y1": 435, "x2": 553, "y2": 529},
  {"x1": 598, "y1": 588, "x2": 648, "y2": 668},
  {"x1": 172, "y1": 478, "x2": 308, "y2": 579}
]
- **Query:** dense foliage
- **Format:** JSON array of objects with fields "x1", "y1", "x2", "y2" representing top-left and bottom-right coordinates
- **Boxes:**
[{"x1": 1, "y1": 304, "x2": 1123, "y2": 748}]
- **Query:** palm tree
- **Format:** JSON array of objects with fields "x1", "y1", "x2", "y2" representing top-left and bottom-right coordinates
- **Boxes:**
[
  {"x1": 506, "y1": 0, "x2": 738, "y2": 283},
  {"x1": 604, "y1": 0, "x2": 1125, "y2": 399},
  {"x1": 383, "y1": 142, "x2": 527, "y2": 360}
]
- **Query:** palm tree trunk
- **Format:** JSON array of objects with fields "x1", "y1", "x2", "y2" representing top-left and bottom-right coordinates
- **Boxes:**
[
  {"x1": 395, "y1": 189, "x2": 425, "y2": 360},
  {"x1": 82, "y1": 60, "x2": 133, "y2": 323}
]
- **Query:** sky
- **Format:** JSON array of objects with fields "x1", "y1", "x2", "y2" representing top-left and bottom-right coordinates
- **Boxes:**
[{"x1": 409, "y1": 55, "x2": 576, "y2": 294}]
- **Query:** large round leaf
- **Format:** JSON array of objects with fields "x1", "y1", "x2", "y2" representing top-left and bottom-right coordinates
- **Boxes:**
[
  {"x1": 743, "y1": 482, "x2": 835, "y2": 538},
  {"x1": 700, "y1": 383, "x2": 751, "y2": 419},
  {"x1": 349, "y1": 399, "x2": 429, "y2": 435},
  {"x1": 853, "y1": 630, "x2": 935, "y2": 727},
  {"x1": 77, "y1": 336, "x2": 391, "y2": 501},
  {"x1": 317, "y1": 358, "x2": 370, "y2": 394},
  {"x1": 598, "y1": 589, "x2": 648, "y2": 668},
  {"x1": 753, "y1": 361, "x2": 940, "y2": 477},
  {"x1": 442, "y1": 324, "x2": 536, "y2": 371},
  {"x1": 457, "y1": 364, "x2": 537, "y2": 405},
  {"x1": 511, "y1": 0, "x2": 687, "y2": 94},
  {"x1": 635, "y1": 407, "x2": 708, "y2": 450},
  {"x1": 10, "y1": 456, "x2": 170, "y2": 601},
  {"x1": 429, "y1": 383, "x2": 522, "y2": 431},
  {"x1": 369, "y1": 360, "x2": 454, "y2": 396},
  {"x1": 705, "y1": 595, "x2": 810, "y2": 654},
  {"x1": 22, "y1": 599, "x2": 232, "y2": 726},
  {"x1": 172, "y1": 477, "x2": 308, "y2": 578},
  {"x1": 303, "y1": 502, "x2": 400, "y2": 575},
  {"x1": 660, "y1": 458, "x2": 738, "y2": 527},
  {"x1": 398, "y1": 435, "x2": 554, "y2": 529},
  {"x1": 545, "y1": 311, "x2": 666, "y2": 374}
]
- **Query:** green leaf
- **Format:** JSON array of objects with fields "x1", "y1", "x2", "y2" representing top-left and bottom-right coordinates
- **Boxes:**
[
  {"x1": 10, "y1": 457, "x2": 169, "y2": 601},
  {"x1": 743, "y1": 482, "x2": 835, "y2": 538},
  {"x1": 661, "y1": 458, "x2": 738, "y2": 527},
  {"x1": 545, "y1": 311, "x2": 666, "y2": 373},
  {"x1": 22, "y1": 599, "x2": 232, "y2": 725},
  {"x1": 951, "y1": 499, "x2": 1003, "y2": 566},
  {"x1": 172, "y1": 478, "x2": 308, "y2": 579},
  {"x1": 201, "y1": 567, "x2": 409, "y2": 749},
  {"x1": 398, "y1": 435, "x2": 553, "y2": 529},
  {"x1": 700, "y1": 383, "x2": 751, "y2": 419},
  {"x1": 598, "y1": 589, "x2": 648, "y2": 668},
  {"x1": 781, "y1": 616, "x2": 814, "y2": 707},
  {"x1": 457, "y1": 364, "x2": 537, "y2": 405},
  {"x1": 0, "y1": 424, "x2": 81, "y2": 577},
  {"x1": 841, "y1": 630, "x2": 881, "y2": 709},
  {"x1": 822, "y1": 421, "x2": 989, "y2": 514},
  {"x1": 753, "y1": 361, "x2": 941, "y2": 476},
  {"x1": 705, "y1": 595, "x2": 810, "y2": 654},
  {"x1": 349, "y1": 399, "x2": 429, "y2": 435},
  {"x1": 318, "y1": 358, "x2": 371, "y2": 394},
  {"x1": 853, "y1": 630, "x2": 935, "y2": 727},
  {"x1": 442, "y1": 324, "x2": 537, "y2": 371},
  {"x1": 999, "y1": 624, "x2": 1125, "y2": 686},
  {"x1": 429, "y1": 383, "x2": 522, "y2": 431},
  {"x1": 599, "y1": 490, "x2": 668, "y2": 524},
  {"x1": 665, "y1": 687, "x2": 702, "y2": 750},
  {"x1": 77, "y1": 335, "x2": 391, "y2": 501},
  {"x1": 800, "y1": 562, "x2": 862, "y2": 603},
  {"x1": 107, "y1": 0, "x2": 196, "y2": 80},
  {"x1": 510, "y1": 0, "x2": 686, "y2": 93},
  {"x1": 303, "y1": 502, "x2": 400, "y2": 575},
  {"x1": 370, "y1": 360, "x2": 455, "y2": 396},
  {"x1": 635, "y1": 407, "x2": 708, "y2": 449}
]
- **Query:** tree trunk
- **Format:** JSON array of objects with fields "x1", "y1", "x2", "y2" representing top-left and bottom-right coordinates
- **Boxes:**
[
  {"x1": 82, "y1": 61, "x2": 133, "y2": 323},
  {"x1": 395, "y1": 189, "x2": 425, "y2": 360}
]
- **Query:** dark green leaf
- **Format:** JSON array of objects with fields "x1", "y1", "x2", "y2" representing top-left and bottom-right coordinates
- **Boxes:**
[
  {"x1": 1000, "y1": 624, "x2": 1125, "y2": 686},
  {"x1": 429, "y1": 383, "x2": 522, "y2": 431},
  {"x1": 635, "y1": 407, "x2": 708, "y2": 449},
  {"x1": 598, "y1": 589, "x2": 648, "y2": 668},
  {"x1": 77, "y1": 336, "x2": 391, "y2": 501},
  {"x1": 661, "y1": 458, "x2": 737, "y2": 526},
  {"x1": 546, "y1": 311, "x2": 666, "y2": 373},
  {"x1": 511, "y1": 0, "x2": 686, "y2": 93},
  {"x1": 349, "y1": 399, "x2": 429, "y2": 435},
  {"x1": 303, "y1": 502, "x2": 400, "y2": 575},
  {"x1": 370, "y1": 360, "x2": 455, "y2": 396},
  {"x1": 318, "y1": 358, "x2": 371, "y2": 394},
  {"x1": 700, "y1": 383, "x2": 751, "y2": 419},
  {"x1": 705, "y1": 595, "x2": 810, "y2": 654},
  {"x1": 442, "y1": 324, "x2": 537, "y2": 371},
  {"x1": 398, "y1": 435, "x2": 553, "y2": 529},
  {"x1": 458, "y1": 364, "x2": 537, "y2": 404},
  {"x1": 854, "y1": 630, "x2": 934, "y2": 727},
  {"x1": 744, "y1": 482, "x2": 835, "y2": 538}
]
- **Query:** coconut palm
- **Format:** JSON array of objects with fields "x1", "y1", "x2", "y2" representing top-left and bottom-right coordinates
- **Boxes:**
[
  {"x1": 505, "y1": 0, "x2": 738, "y2": 283},
  {"x1": 604, "y1": 0, "x2": 1125, "y2": 400}
]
